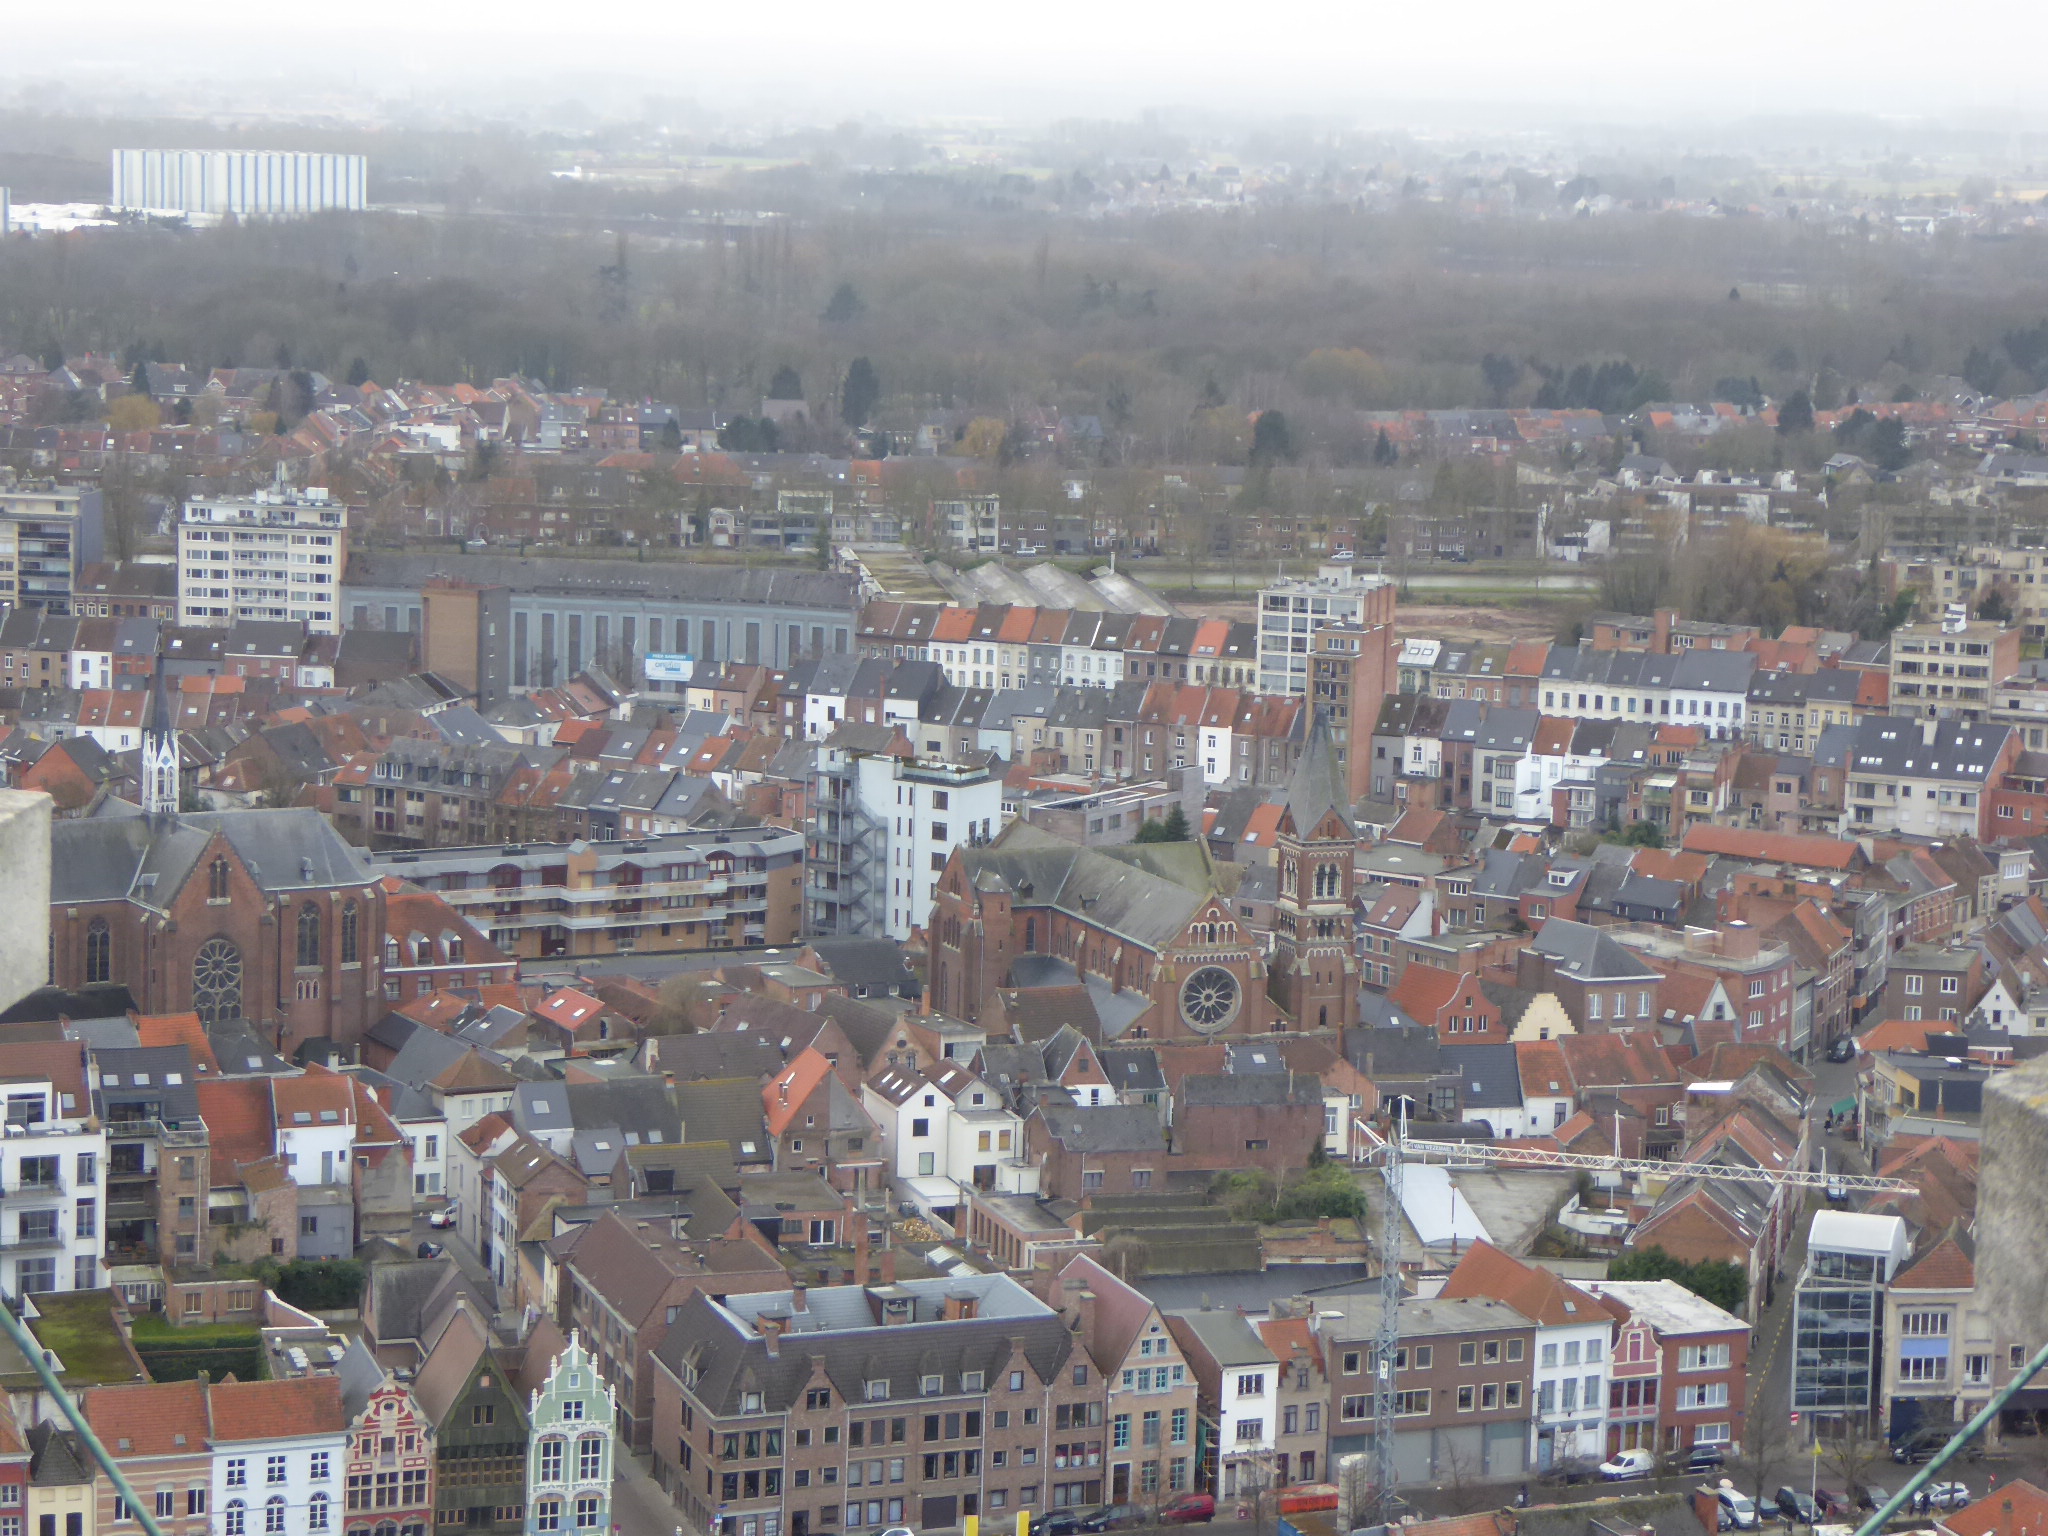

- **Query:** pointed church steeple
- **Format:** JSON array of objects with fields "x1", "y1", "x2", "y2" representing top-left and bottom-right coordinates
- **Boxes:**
[
  {"x1": 142, "y1": 653, "x2": 179, "y2": 819},
  {"x1": 1269, "y1": 706, "x2": 1359, "y2": 1034},
  {"x1": 1283, "y1": 707, "x2": 1353, "y2": 841}
]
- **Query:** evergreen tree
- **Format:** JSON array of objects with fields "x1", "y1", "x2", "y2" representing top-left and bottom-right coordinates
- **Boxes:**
[
  {"x1": 346, "y1": 357, "x2": 371, "y2": 387},
  {"x1": 821, "y1": 282, "x2": 862, "y2": 322},
  {"x1": 1373, "y1": 428, "x2": 1397, "y2": 465},
  {"x1": 841, "y1": 357, "x2": 880, "y2": 428},
  {"x1": 767, "y1": 366, "x2": 804, "y2": 401},
  {"x1": 1776, "y1": 389, "x2": 1815, "y2": 436}
]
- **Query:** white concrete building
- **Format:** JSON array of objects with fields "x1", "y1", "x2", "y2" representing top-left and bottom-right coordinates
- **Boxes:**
[
  {"x1": 862, "y1": 1061, "x2": 1030, "y2": 1200},
  {"x1": 1257, "y1": 559, "x2": 1395, "y2": 697},
  {"x1": 812, "y1": 744, "x2": 1005, "y2": 941},
  {"x1": 0, "y1": 1057, "x2": 108, "y2": 1297},
  {"x1": 1166, "y1": 1310, "x2": 1278, "y2": 1498},
  {"x1": 177, "y1": 487, "x2": 347, "y2": 634},
  {"x1": 209, "y1": 1381, "x2": 347, "y2": 1536},
  {"x1": 111, "y1": 150, "x2": 367, "y2": 216}
]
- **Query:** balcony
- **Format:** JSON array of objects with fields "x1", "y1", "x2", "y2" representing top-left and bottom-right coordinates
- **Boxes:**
[{"x1": 0, "y1": 1225, "x2": 69, "y2": 1252}]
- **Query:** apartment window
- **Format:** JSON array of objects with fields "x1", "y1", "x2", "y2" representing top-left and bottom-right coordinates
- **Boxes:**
[
  {"x1": 1393, "y1": 1391, "x2": 1429, "y2": 1417},
  {"x1": 227, "y1": 1462, "x2": 247, "y2": 1490},
  {"x1": 267, "y1": 1456, "x2": 287, "y2": 1485},
  {"x1": 1678, "y1": 1344, "x2": 1732, "y2": 1370},
  {"x1": 1456, "y1": 1386, "x2": 1475, "y2": 1412},
  {"x1": 1459, "y1": 1343, "x2": 1476, "y2": 1366}
]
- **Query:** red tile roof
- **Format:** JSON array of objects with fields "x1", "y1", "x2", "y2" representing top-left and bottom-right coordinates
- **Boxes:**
[
  {"x1": 193, "y1": 1079, "x2": 276, "y2": 1177},
  {"x1": 1944, "y1": 1480, "x2": 2048, "y2": 1536},
  {"x1": 764, "y1": 1048, "x2": 836, "y2": 1138},
  {"x1": 1680, "y1": 824, "x2": 1861, "y2": 869},
  {"x1": 134, "y1": 1013, "x2": 220, "y2": 1074},
  {"x1": 208, "y1": 1376, "x2": 346, "y2": 1441},
  {"x1": 85, "y1": 1379, "x2": 210, "y2": 1457}
]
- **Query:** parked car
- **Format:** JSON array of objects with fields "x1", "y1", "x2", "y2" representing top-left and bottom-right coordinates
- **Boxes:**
[
  {"x1": 1923, "y1": 1484, "x2": 1972, "y2": 1512},
  {"x1": 1157, "y1": 1494, "x2": 1215, "y2": 1525},
  {"x1": 1677, "y1": 1446, "x2": 1728, "y2": 1475},
  {"x1": 1827, "y1": 1035, "x2": 1858, "y2": 1063},
  {"x1": 1032, "y1": 1516, "x2": 1087, "y2": 1536},
  {"x1": 1893, "y1": 1426, "x2": 1982, "y2": 1464},
  {"x1": 1775, "y1": 1488, "x2": 1822, "y2": 1526},
  {"x1": 416, "y1": 1240, "x2": 444, "y2": 1259},
  {"x1": 1718, "y1": 1488, "x2": 1760, "y2": 1530},
  {"x1": 1813, "y1": 1489, "x2": 1851, "y2": 1519},
  {"x1": 878, "y1": 1528, "x2": 916, "y2": 1536},
  {"x1": 428, "y1": 1204, "x2": 458, "y2": 1229},
  {"x1": 1077, "y1": 1506, "x2": 1144, "y2": 1533},
  {"x1": 1858, "y1": 1486, "x2": 1890, "y2": 1513},
  {"x1": 1600, "y1": 1450, "x2": 1657, "y2": 1481}
]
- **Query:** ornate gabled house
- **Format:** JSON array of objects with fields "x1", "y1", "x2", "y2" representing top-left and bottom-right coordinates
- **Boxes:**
[
  {"x1": 925, "y1": 715, "x2": 1357, "y2": 1041},
  {"x1": 339, "y1": 1337, "x2": 436, "y2": 1536},
  {"x1": 523, "y1": 1334, "x2": 617, "y2": 1536}
]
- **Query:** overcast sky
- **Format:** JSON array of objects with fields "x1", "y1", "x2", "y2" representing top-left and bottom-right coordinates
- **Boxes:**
[{"x1": 14, "y1": 0, "x2": 2048, "y2": 129}]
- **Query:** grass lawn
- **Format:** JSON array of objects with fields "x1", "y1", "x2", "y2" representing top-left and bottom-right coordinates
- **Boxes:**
[
  {"x1": 129, "y1": 1314, "x2": 262, "y2": 1346},
  {"x1": 30, "y1": 1291, "x2": 142, "y2": 1384}
]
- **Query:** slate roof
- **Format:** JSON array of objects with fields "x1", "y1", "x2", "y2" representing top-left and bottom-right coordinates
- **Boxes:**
[
  {"x1": 1441, "y1": 1043, "x2": 1523, "y2": 1109},
  {"x1": 1035, "y1": 1104, "x2": 1168, "y2": 1154},
  {"x1": 957, "y1": 821, "x2": 1218, "y2": 953},
  {"x1": 1850, "y1": 715, "x2": 2012, "y2": 783},
  {"x1": 51, "y1": 807, "x2": 375, "y2": 908}
]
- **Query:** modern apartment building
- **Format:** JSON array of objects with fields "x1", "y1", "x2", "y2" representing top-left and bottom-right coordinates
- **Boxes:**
[
  {"x1": 0, "y1": 477, "x2": 105, "y2": 613},
  {"x1": 1888, "y1": 612, "x2": 2021, "y2": 721},
  {"x1": 1256, "y1": 559, "x2": 1396, "y2": 698},
  {"x1": 110, "y1": 150, "x2": 368, "y2": 216},
  {"x1": 809, "y1": 740, "x2": 1003, "y2": 941},
  {"x1": 0, "y1": 1042, "x2": 110, "y2": 1298},
  {"x1": 1791, "y1": 1211, "x2": 1911, "y2": 1421},
  {"x1": 178, "y1": 487, "x2": 347, "y2": 634},
  {"x1": 369, "y1": 829, "x2": 806, "y2": 962}
]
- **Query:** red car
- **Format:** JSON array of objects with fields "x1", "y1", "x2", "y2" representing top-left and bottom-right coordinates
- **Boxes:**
[{"x1": 1158, "y1": 1494, "x2": 1215, "y2": 1525}]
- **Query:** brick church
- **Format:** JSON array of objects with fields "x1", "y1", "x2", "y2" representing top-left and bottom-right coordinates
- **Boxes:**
[
  {"x1": 49, "y1": 805, "x2": 392, "y2": 1052},
  {"x1": 927, "y1": 712, "x2": 1358, "y2": 1039}
]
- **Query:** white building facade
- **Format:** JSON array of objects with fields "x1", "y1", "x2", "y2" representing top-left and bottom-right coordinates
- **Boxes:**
[
  {"x1": 178, "y1": 488, "x2": 348, "y2": 634},
  {"x1": 112, "y1": 150, "x2": 368, "y2": 216},
  {"x1": 2, "y1": 1069, "x2": 108, "y2": 1297}
]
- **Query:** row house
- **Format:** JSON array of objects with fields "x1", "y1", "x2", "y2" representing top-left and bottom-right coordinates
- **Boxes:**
[
  {"x1": 1578, "y1": 1278, "x2": 1749, "y2": 1456},
  {"x1": 649, "y1": 1274, "x2": 1103, "y2": 1536}
]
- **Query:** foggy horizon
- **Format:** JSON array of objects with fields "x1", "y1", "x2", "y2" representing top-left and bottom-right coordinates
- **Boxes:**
[{"x1": 11, "y1": 0, "x2": 2048, "y2": 136}]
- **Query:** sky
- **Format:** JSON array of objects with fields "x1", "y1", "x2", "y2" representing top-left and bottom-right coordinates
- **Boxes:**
[{"x1": 13, "y1": 0, "x2": 2048, "y2": 129}]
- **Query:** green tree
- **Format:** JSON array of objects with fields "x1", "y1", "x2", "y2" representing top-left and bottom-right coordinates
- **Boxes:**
[
  {"x1": 767, "y1": 366, "x2": 804, "y2": 401},
  {"x1": 1249, "y1": 409, "x2": 1293, "y2": 467},
  {"x1": 1133, "y1": 804, "x2": 1191, "y2": 843},
  {"x1": 1978, "y1": 587, "x2": 2013, "y2": 624},
  {"x1": 1606, "y1": 1246, "x2": 1747, "y2": 1315},
  {"x1": 1372, "y1": 428, "x2": 1397, "y2": 465},
  {"x1": 346, "y1": 356, "x2": 371, "y2": 387},
  {"x1": 842, "y1": 356, "x2": 880, "y2": 428},
  {"x1": 822, "y1": 282, "x2": 863, "y2": 322},
  {"x1": 1777, "y1": 389, "x2": 1815, "y2": 436}
]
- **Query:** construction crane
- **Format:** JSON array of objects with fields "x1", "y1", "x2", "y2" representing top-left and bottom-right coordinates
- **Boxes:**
[{"x1": 1346, "y1": 1117, "x2": 1914, "y2": 1523}]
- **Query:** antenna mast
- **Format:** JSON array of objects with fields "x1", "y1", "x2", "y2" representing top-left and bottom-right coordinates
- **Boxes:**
[{"x1": 1373, "y1": 1108, "x2": 1405, "y2": 1522}]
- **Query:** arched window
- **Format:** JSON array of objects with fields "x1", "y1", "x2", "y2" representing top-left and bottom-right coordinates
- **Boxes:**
[
  {"x1": 192, "y1": 938, "x2": 243, "y2": 1025},
  {"x1": 384, "y1": 937, "x2": 399, "y2": 968},
  {"x1": 85, "y1": 919, "x2": 112, "y2": 985},
  {"x1": 375, "y1": 1524, "x2": 397, "y2": 1536},
  {"x1": 226, "y1": 1503, "x2": 246, "y2": 1536},
  {"x1": 210, "y1": 858, "x2": 231, "y2": 901},
  {"x1": 576, "y1": 1434, "x2": 605, "y2": 1482},
  {"x1": 340, "y1": 901, "x2": 359, "y2": 965},
  {"x1": 297, "y1": 904, "x2": 322, "y2": 969},
  {"x1": 309, "y1": 1495, "x2": 330, "y2": 1533},
  {"x1": 265, "y1": 1496, "x2": 287, "y2": 1534},
  {"x1": 446, "y1": 936, "x2": 464, "y2": 966}
]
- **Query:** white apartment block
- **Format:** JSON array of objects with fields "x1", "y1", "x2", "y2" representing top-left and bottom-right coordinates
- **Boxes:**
[
  {"x1": 1256, "y1": 559, "x2": 1394, "y2": 697},
  {"x1": 112, "y1": 150, "x2": 367, "y2": 217},
  {"x1": 178, "y1": 488, "x2": 347, "y2": 634},
  {"x1": 0, "y1": 1072, "x2": 109, "y2": 1299}
]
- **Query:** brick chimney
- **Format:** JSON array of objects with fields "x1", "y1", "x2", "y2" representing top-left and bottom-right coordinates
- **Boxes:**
[
  {"x1": 853, "y1": 1208, "x2": 871, "y2": 1283},
  {"x1": 1071, "y1": 1287, "x2": 1097, "y2": 1342},
  {"x1": 760, "y1": 1311, "x2": 787, "y2": 1357},
  {"x1": 792, "y1": 1279, "x2": 808, "y2": 1314}
]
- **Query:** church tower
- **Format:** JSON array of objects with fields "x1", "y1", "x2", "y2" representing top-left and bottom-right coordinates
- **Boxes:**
[
  {"x1": 142, "y1": 663, "x2": 180, "y2": 818},
  {"x1": 1269, "y1": 708, "x2": 1359, "y2": 1032}
]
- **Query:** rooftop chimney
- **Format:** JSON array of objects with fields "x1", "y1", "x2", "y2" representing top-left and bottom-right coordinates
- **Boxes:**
[
  {"x1": 792, "y1": 1279, "x2": 808, "y2": 1314},
  {"x1": 760, "y1": 1311, "x2": 788, "y2": 1356}
]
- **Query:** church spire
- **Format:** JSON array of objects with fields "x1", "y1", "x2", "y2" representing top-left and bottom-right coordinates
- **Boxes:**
[
  {"x1": 142, "y1": 653, "x2": 179, "y2": 819},
  {"x1": 1284, "y1": 707, "x2": 1352, "y2": 840}
]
